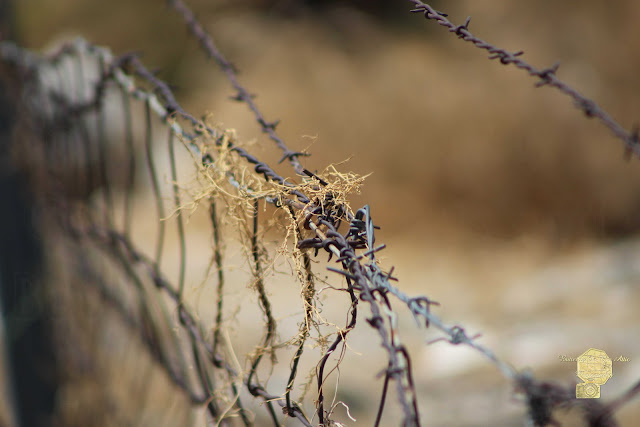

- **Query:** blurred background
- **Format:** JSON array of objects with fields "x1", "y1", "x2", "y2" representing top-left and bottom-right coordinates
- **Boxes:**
[
  {"x1": 12, "y1": 0, "x2": 640, "y2": 241},
  {"x1": 5, "y1": 0, "x2": 640, "y2": 425}
]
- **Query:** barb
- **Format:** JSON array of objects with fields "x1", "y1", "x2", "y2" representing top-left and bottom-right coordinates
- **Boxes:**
[{"x1": 408, "y1": 0, "x2": 640, "y2": 158}]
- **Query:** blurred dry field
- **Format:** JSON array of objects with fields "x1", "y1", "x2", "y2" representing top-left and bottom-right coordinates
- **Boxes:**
[
  {"x1": 6, "y1": 0, "x2": 640, "y2": 425},
  {"x1": 17, "y1": 0, "x2": 640, "y2": 239}
]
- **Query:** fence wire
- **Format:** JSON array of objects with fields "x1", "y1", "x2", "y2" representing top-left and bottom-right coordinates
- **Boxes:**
[
  {"x1": 408, "y1": 0, "x2": 640, "y2": 159},
  {"x1": 1, "y1": 1, "x2": 640, "y2": 426}
]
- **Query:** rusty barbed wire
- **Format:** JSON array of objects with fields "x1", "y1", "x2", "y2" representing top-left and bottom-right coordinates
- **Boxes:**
[
  {"x1": 157, "y1": 1, "x2": 519, "y2": 423},
  {"x1": 3, "y1": 0, "x2": 640, "y2": 423},
  {"x1": 408, "y1": 0, "x2": 640, "y2": 159},
  {"x1": 167, "y1": 0, "x2": 309, "y2": 174},
  {"x1": 162, "y1": 1, "x2": 640, "y2": 424},
  {"x1": 3, "y1": 36, "x2": 430, "y2": 425}
]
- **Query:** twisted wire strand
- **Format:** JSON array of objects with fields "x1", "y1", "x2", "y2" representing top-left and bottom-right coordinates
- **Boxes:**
[
  {"x1": 408, "y1": 0, "x2": 640, "y2": 157},
  {"x1": 167, "y1": 0, "x2": 309, "y2": 174}
]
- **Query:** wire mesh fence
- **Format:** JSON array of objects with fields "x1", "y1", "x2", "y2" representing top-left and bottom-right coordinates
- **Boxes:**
[{"x1": 1, "y1": 1, "x2": 639, "y2": 426}]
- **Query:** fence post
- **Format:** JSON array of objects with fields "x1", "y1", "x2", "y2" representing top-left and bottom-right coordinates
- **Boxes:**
[{"x1": 0, "y1": 5, "x2": 62, "y2": 423}]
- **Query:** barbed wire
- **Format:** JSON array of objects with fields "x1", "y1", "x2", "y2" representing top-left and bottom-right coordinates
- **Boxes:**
[
  {"x1": 2, "y1": 0, "x2": 640, "y2": 425},
  {"x1": 408, "y1": 0, "x2": 640, "y2": 159},
  {"x1": 163, "y1": 1, "x2": 640, "y2": 424},
  {"x1": 167, "y1": 0, "x2": 309, "y2": 173}
]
